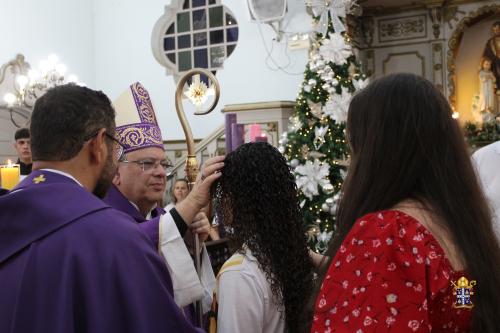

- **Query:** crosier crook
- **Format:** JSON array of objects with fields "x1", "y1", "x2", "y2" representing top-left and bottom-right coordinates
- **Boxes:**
[{"x1": 174, "y1": 68, "x2": 220, "y2": 326}]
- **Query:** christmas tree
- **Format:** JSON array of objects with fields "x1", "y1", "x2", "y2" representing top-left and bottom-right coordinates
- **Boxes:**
[{"x1": 279, "y1": 1, "x2": 367, "y2": 253}]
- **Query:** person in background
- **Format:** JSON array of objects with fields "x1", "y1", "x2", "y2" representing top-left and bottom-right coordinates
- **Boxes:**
[
  {"x1": 472, "y1": 140, "x2": 500, "y2": 240},
  {"x1": 166, "y1": 178, "x2": 190, "y2": 211},
  {"x1": 309, "y1": 73, "x2": 500, "y2": 333},
  {"x1": 212, "y1": 142, "x2": 314, "y2": 333},
  {"x1": 0, "y1": 84, "x2": 222, "y2": 332},
  {"x1": 14, "y1": 128, "x2": 32, "y2": 176}
]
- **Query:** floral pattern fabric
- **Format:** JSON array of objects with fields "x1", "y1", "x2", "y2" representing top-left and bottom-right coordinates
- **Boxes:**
[{"x1": 311, "y1": 210, "x2": 472, "y2": 333}]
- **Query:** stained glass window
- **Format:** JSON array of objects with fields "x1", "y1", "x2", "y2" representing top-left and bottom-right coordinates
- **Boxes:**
[
  {"x1": 177, "y1": 12, "x2": 190, "y2": 33},
  {"x1": 192, "y1": 0, "x2": 205, "y2": 8},
  {"x1": 177, "y1": 34, "x2": 191, "y2": 49},
  {"x1": 160, "y1": 2, "x2": 239, "y2": 75}
]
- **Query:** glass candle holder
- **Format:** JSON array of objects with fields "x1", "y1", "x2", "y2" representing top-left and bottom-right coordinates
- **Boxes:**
[{"x1": 0, "y1": 161, "x2": 20, "y2": 190}]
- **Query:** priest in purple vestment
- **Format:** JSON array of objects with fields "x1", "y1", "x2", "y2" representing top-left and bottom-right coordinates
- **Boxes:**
[
  {"x1": 0, "y1": 84, "x2": 224, "y2": 333},
  {"x1": 102, "y1": 82, "x2": 215, "y2": 322}
]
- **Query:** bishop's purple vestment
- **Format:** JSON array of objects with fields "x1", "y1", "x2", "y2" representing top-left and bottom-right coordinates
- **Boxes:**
[
  {"x1": 103, "y1": 184, "x2": 196, "y2": 324},
  {"x1": 103, "y1": 185, "x2": 165, "y2": 249},
  {"x1": 0, "y1": 170, "x2": 203, "y2": 333},
  {"x1": 103, "y1": 184, "x2": 165, "y2": 248}
]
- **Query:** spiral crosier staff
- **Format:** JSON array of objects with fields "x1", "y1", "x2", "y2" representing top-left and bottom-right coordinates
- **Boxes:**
[{"x1": 174, "y1": 68, "x2": 220, "y2": 326}]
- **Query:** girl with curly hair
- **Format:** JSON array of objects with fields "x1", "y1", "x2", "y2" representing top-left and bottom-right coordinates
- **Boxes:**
[{"x1": 213, "y1": 142, "x2": 314, "y2": 333}]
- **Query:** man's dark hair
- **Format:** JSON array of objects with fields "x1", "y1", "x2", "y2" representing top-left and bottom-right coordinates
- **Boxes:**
[
  {"x1": 14, "y1": 128, "x2": 30, "y2": 141},
  {"x1": 30, "y1": 84, "x2": 115, "y2": 161},
  {"x1": 494, "y1": 21, "x2": 500, "y2": 28}
]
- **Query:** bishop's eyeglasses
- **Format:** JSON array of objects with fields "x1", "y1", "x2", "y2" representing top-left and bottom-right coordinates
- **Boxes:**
[{"x1": 119, "y1": 158, "x2": 173, "y2": 173}]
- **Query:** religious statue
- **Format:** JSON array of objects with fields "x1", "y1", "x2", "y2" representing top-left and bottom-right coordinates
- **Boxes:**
[
  {"x1": 483, "y1": 21, "x2": 500, "y2": 91},
  {"x1": 478, "y1": 57, "x2": 497, "y2": 122}
]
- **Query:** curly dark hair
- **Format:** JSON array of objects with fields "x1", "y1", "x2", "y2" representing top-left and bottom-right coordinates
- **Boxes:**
[{"x1": 215, "y1": 142, "x2": 314, "y2": 333}]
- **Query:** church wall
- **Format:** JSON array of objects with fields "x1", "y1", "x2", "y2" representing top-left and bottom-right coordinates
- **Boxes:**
[
  {"x1": 0, "y1": 0, "x2": 95, "y2": 87},
  {"x1": 0, "y1": 0, "x2": 95, "y2": 162},
  {"x1": 92, "y1": 0, "x2": 309, "y2": 140},
  {"x1": 357, "y1": 8, "x2": 442, "y2": 89},
  {"x1": 357, "y1": 0, "x2": 500, "y2": 123}
]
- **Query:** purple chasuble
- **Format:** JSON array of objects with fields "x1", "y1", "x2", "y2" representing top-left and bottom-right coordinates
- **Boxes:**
[
  {"x1": 103, "y1": 184, "x2": 165, "y2": 248},
  {"x1": 0, "y1": 170, "x2": 203, "y2": 333}
]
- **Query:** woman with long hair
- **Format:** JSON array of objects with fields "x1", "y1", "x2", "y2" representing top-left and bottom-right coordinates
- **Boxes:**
[
  {"x1": 213, "y1": 142, "x2": 314, "y2": 333},
  {"x1": 310, "y1": 73, "x2": 500, "y2": 332},
  {"x1": 167, "y1": 178, "x2": 220, "y2": 240},
  {"x1": 165, "y1": 178, "x2": 190, "y2": 210}
]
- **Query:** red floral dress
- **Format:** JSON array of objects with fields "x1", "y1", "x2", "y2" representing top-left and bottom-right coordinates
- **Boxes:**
[{"x1": 311, "y1": 210, "x2": 472, "y2": 333}]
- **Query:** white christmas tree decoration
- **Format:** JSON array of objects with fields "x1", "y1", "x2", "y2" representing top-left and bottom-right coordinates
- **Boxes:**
[
  {"x1": 288, "y1": 116, "x2": 303, "y2": 133},
  {"x1": 352, "y1": 77, "x2": 369, "y2": 91},
  {"x1": 295, "y1": 159, "x2": 332, "y2": 200},
  {"x1": 319, "y1": 33, "x2": 352, "y2": 66},
  {"x1": 314, "y1": 125, "x2": 329, "y2": 150},
  {"x1": 310, "y1": 0, "x2": 351, "y2": 35},
  {"x1": 323, "y1": 87, "x2": 351, "y2": 123},
  {"x1": 279, "y1": 132, "x2": 289, "y2": 146},
  {"x1": 318, "y1": 230, "x2": 333, "y2": 244}
]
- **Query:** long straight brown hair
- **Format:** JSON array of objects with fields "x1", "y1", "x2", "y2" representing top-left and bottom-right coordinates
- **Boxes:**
[{"x1": 309, "y1": 73, "x2": 500, "y2": 332}]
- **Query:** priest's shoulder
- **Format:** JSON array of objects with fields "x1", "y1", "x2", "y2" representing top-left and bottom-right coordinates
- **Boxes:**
[{"x1": 64, "y1": 206, "x2": 148, "y2": 244}]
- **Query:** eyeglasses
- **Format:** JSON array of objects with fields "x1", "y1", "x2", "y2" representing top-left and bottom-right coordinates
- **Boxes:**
[
  {"x1": 119, "y1": 158, "x2": 173, "y2": 173},
  {"x1": 84, "y1": 129, "x2": 125, "y2": 161}
]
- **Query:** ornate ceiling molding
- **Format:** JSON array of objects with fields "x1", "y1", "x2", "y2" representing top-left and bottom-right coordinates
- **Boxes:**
[{"x1": 360, "y1": 0, "x2": 477, "y2": 16}]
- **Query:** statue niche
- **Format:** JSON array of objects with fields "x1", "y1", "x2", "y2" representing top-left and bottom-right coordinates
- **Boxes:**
[{"x1": 479, "y1": 21, "x2": 500, "y2": 120}]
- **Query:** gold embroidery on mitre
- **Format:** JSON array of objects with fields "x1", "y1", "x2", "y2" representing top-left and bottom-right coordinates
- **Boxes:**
[
  {"x1": 117, "y1": 126, "x2": 163, "y2": 151},
  {"x1": 131, "y1": 83, "x2": 157, "y2": 125},
  {"x1": 451, "y1": 276, "x2": 476, "y2": 309},
  {"x1": 120, "y1": 127, "x2": 147, "y2": 147},
  {"x1": 33, "y1": 174, "x2": 46, "y2": 184},
  {"x1": 147, "y1": 127, "x2": 163, "y2": 144}
]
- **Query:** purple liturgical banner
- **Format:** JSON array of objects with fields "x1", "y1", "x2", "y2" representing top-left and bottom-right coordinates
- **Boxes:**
[
  {"x1": 231, "y1": 123, "x2": 244, "y2": 151},
  {"x1": 225, "y1": 113, "x2": 236, "y2": 153}
]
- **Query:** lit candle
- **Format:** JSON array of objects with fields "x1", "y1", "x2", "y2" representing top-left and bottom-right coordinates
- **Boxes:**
[
  {"x1": 254, "y1": 134, "x2": 268, "y2": 143},
  {"x1": 0, "y1": 159, "x2": 20, "y2": 190},
  {"x1": 249, "y1": 124, "x2": 261, "y2": 142}
]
